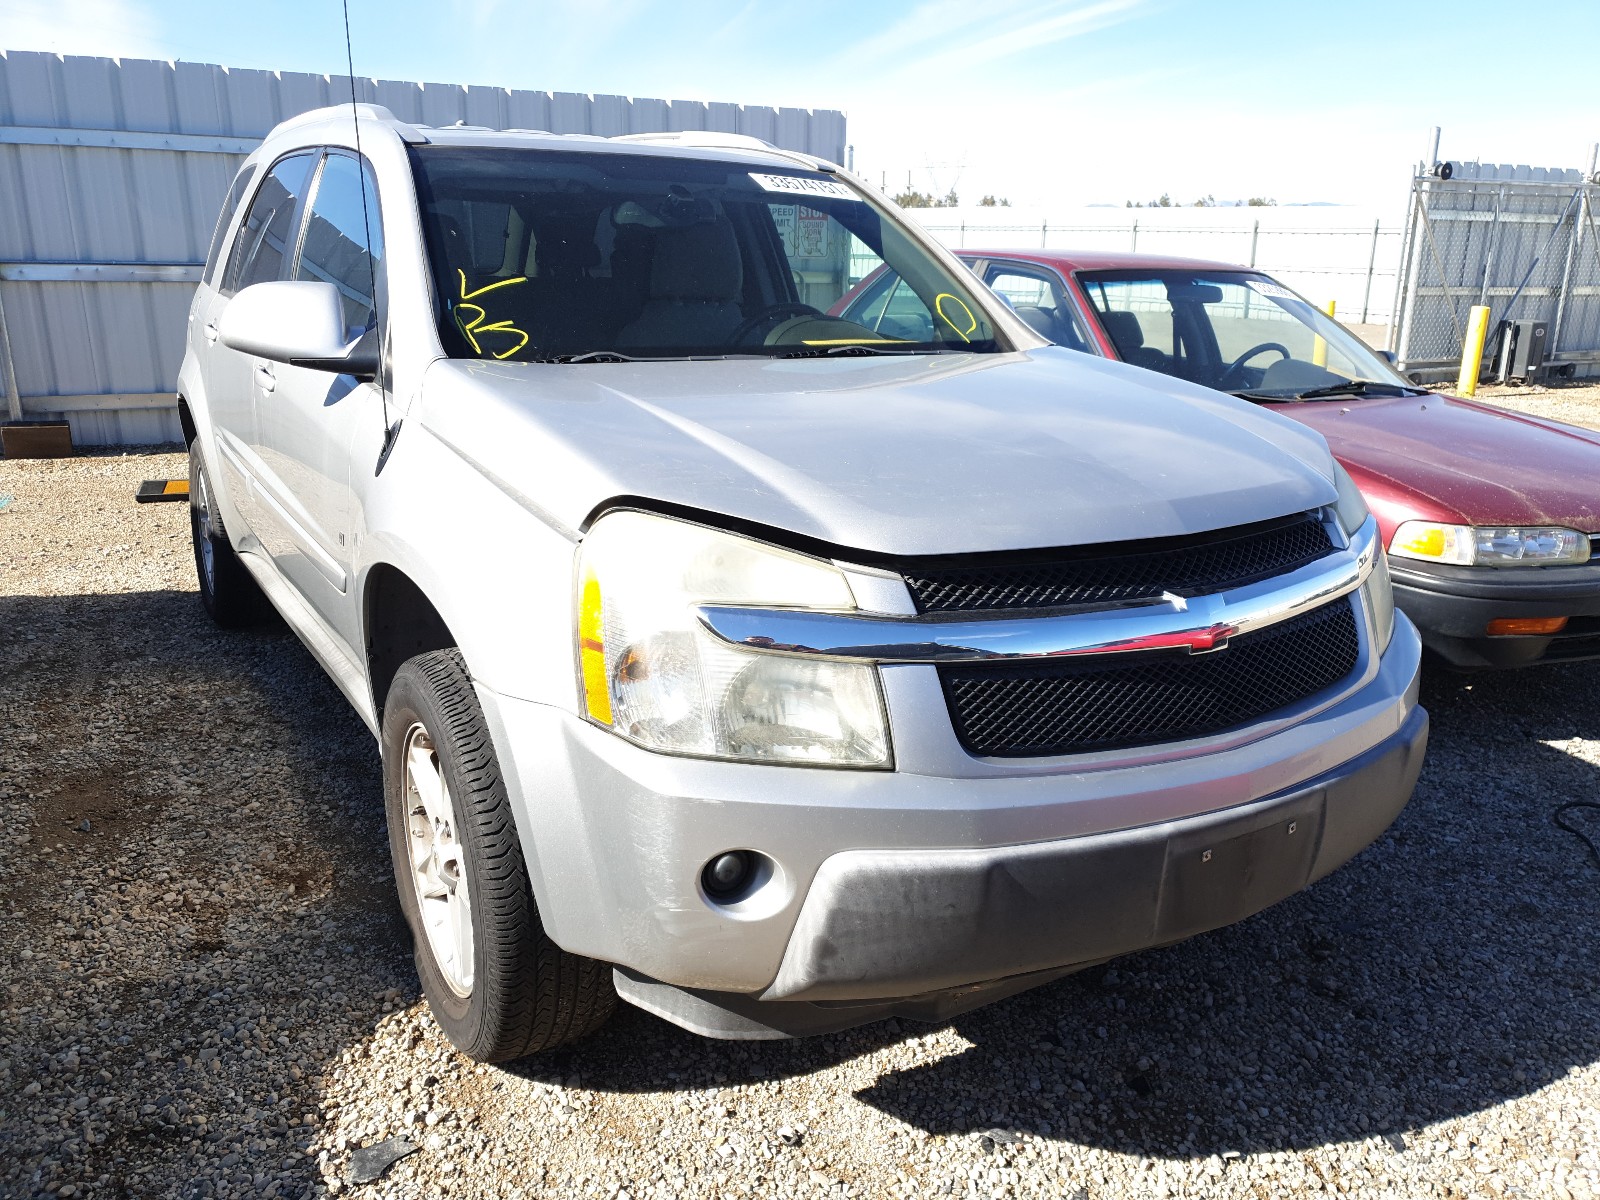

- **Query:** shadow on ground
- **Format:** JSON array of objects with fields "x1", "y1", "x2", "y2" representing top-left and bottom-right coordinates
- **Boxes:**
[
  {"x1": 0, "y1": 591, "x2": 408, "y2": 1199},
  {"x1": 513, "y1": 662, "x2": 1600, "y2": 1158},
  {"x1": 5, "y1": 586, "x2": 1598, "y2": 1194}
]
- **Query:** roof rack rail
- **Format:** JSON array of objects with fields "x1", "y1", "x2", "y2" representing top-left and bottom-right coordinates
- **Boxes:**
[
  {"x1": 613, "y1": 131, "x2": 780, "y2": 152},
  {"x1": 269, "y1": 103, "x2": 430, "y2": 145}
]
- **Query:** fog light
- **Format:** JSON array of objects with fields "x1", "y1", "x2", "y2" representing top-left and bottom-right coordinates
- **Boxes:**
[
  {"x1": 702, "y1": 851, "x2": 755, "y2": 898},
  {"x1": 1486, "y1": 617, "x2": 1568, "y2": 636}
]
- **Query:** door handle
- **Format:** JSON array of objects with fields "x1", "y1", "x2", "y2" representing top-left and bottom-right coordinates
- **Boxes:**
[
  {"x1": 255, "y1": 362, "x2": 276, "y2": 393},
  {"x1": 203, "y1": 321, "x2": 220, "y2": 343}
]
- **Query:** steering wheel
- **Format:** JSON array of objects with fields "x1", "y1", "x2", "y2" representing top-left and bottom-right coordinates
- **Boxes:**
[
  {"x1": 730, "y1": 302, "x2": 822, "y2": 346},
  {"x1": 1216, "y1": 342, "x2": 1291, "y2": 388}
]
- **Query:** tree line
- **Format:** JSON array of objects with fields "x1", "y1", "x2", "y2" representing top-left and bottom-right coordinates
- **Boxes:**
[
  {"x1": 1126, "y1": 194, "x2": 1276, "y2": 208},
  {"x1": 892, "y1": 190, "x2": 1012, "y2": 208}
]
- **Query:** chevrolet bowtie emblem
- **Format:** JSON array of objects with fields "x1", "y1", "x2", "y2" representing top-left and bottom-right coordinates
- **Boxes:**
[
  {"x1": 1115, "y1": 621, "x2": 1238, "y2": 655},
  {"x1": 1181, "y1": 622, "x2": 1237, "y2": 653}
]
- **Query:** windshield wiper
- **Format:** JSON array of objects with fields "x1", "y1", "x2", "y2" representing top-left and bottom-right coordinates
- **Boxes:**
[
  {"x1": 1232, "y1": 380, "x2": 1428, "y2": 402},
  {"x1": 777, "y1": 344, "x2": 952, "y2": 359},
  {"x1": 540, "y1": 345, "x2": 961, "y2": 364},
  {"x1": 1294, "y1": 381, "x2": 1427, "y2": 400},
  {"x1": 553, "y1": 350, "x2": 643, "y2": 364},
  {"x1": 540, "y1": 351, "x2": 767, "y2": 364}
]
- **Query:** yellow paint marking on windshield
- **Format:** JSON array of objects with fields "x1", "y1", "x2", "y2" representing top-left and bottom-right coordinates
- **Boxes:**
[
  {"x1": 934, "y1": 293, "x2": 977, "y2": 344},
  {"x1": 455, "y1": 269, "x2": 530, "y2": 360}
]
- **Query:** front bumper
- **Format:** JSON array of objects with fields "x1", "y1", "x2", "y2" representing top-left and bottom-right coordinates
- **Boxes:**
[
  {"x1": 475, "y1": 613, "x2": 1424, "y2": 1037},
  {"x1": 1390, "y1": 558, "x2": 1600, "y2": 668},
  {"x1": 618, "y1": 703, "x2": 1426, "y2": 1039}
]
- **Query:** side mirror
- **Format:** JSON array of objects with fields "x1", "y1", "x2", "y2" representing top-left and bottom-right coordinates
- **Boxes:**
[
  {"x1": 219, "y1": 281, "x2": 380, "y2": 381},
  {"x1": 1375, "y1": 349, "x2": 1398, "y2": 366}
]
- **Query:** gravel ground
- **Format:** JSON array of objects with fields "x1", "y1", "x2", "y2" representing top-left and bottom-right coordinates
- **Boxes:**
[
  {"x1": 1468, "y1": 379, "x2": 1600, "y2": 430},
  {"x1": 3, "y1": 448, "x2": 1599, "y2": 1200}
]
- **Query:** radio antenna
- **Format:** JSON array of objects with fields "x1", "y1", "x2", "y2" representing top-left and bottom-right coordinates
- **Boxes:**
[{"x1": 341, "y1": 0, "x2": 398, "y2": 471}]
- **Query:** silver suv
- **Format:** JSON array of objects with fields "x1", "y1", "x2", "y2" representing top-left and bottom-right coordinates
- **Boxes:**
[{"x1": 178, "y1": 105, "x2": 1427, "y2": 1059}]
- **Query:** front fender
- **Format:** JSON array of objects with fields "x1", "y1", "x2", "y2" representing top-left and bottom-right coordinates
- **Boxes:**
[{"x1": 354, "y1": 416, "x2": 582, "y2": 714}]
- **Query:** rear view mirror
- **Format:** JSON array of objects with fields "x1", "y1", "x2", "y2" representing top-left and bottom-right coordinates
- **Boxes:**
[
  {"x1": 219, "y1": 281, "x2": 379, "y2": 380},
  {"x1": 1167, "y1": 283, "x2": 1223, "y2": 304}
]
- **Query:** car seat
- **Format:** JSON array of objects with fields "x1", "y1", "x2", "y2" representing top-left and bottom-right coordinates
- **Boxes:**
[
  {"x1": 1100, "y1": 311, "x2": 1168, "y2": 371},
  {"x1": 615, "y1": 222, "x2": 744, "y2": 349}
]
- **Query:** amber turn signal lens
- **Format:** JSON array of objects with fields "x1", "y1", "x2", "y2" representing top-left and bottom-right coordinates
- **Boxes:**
[
  {"x1": 578, "y1": 565, "x2": 613, "y2": 725},
  {"x1": 1485, "y1": 617, "x2": 1569, "y2": 636}
]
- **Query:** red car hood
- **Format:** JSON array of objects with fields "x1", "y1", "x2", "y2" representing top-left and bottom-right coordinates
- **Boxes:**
[{"x1": 1271, "y1": 393, "x2": 1600, "y2": 533}]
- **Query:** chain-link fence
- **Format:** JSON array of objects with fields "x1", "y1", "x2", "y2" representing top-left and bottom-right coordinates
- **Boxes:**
[
  {"x1": 911, "y1": 214, "x2": 1404, "y2": 330},
  {"x1": 1391, "y1": 160, "x2": 1600, "y2": 382}
]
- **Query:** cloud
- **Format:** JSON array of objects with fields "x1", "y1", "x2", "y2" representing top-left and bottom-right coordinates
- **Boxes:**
[
  {"x1": 1, "y1": 0, "x2": 167, "y2": 59},
  {"x1": 950, "y1": 0, "x2": 1147, "y2": 68},
  {"x1": 837, "y1": 0, "x2": 1149, "y2": 82}
]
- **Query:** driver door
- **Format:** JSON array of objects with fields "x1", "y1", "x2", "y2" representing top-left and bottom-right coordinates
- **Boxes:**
[{"x1": 249, "y1": 150, "x2": 386, "y2": 655}]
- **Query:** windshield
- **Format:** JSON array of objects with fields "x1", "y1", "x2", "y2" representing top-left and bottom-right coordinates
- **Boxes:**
[
  {"x1": 409, "y1": 146, "x2": 1001, "y2": 362},
  {"x1": 1076, "y1": 270, "x2": 1417, "y2": 398}
]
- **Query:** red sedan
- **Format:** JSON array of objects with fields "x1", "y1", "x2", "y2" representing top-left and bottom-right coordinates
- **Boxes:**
[{"x1": 837, "y1": 249, "x2": 1600, "y2": 668}]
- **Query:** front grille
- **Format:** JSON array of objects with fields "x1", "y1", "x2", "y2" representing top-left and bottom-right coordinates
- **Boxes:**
[
  {"x1": 940, "y1": 598, "x2": 1360, "y2": 757},
  {"x1": 902, "y1": 514, "x2": 1333, "y2": 614}
]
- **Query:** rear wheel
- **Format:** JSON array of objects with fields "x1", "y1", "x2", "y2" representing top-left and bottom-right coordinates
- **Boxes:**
[
  {"x1": 382, "y1": 648, "x2": 616, "y2": 1061},
  {"x1": 188, "y1": 438, "x2": 265, "y2": 628}
]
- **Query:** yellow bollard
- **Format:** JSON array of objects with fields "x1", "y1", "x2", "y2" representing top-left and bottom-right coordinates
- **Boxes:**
[
  {"x1": 1312, "y1": 299, "x2": 1336, "y2": 368},
  {"x1": 1457, "y1": 305, "x2": 1492, "y2": 397}
]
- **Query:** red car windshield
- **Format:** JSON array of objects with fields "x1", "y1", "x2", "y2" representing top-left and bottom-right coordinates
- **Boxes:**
[{"x1": 1076, "y1": 270, "x2": 1420, "y2": 399}]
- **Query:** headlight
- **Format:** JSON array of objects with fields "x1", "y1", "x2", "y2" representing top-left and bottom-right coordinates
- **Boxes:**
[
  {"x1": 1389, "y1": 521, "x2": 1590, "y2": 567},
  {"x1": 1362, "y1": 546, "x2": 1395, "y2": 652},
  {"x1": 576, "y1": 511, "x2": 891, "y2": 768},
  {"x1": 1333, "y1": 463, "x2": 1392, "y2": 650},
  {"x1": 1331, "y1": 461, "x2": 1370, "y2": 538}
]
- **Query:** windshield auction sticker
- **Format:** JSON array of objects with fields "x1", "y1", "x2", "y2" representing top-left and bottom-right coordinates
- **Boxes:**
[
  {"x1": 749, "y1": 173, "x2": 859, "y2": 201},
  {"x1": 1246, "y1": 278, "x2": 1301, "y2": 301}
]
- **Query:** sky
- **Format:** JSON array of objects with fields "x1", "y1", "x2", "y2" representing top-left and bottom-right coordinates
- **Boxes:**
[{"x1": 4, "y1": 0, "x2": 1598, "y2": 212}]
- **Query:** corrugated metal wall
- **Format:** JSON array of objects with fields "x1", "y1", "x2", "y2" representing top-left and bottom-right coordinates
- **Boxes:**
[{"x1": 0, "y1": 51, "x2": 849, "y2": 445}]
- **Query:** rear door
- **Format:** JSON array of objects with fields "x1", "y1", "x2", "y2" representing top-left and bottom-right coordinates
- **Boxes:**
[
  {"x1": 204, "y1": 152, "x2": 317, "y2": 532},
  {"x1": 188, "y1": 163, "x2": 256, "y2": 420},
  {"x1": 250, "y1": 150, "x2": 386, "y2": 651}
]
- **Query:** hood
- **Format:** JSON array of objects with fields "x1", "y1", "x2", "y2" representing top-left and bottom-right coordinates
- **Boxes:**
[
  {"x1": 419, "y1": 348, "x2": 1337, "y2": 556},
  {"x1": 1274, "y1": 392, "x2": 1600, "y2": 532}
]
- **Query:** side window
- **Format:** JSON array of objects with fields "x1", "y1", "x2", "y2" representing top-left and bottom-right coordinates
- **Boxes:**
[
  {"x1": 221, "y1": 153, "x2": 315, "y2": 297},
  {"x1": 1080, "y1": 276, "x2": 1176, "y2": 366},
  {"x1": 837, "y1": 269, "x2": 935, "y2": 341},
  {"x1": 874, "y1": 276, "x2": 936, "y2": 341},
  {"x1": 988, "y1": 269, "x2": 1054, "y2": 309},
  {"x1": 987, "y1": 265, "x2": 1091, "y2": 353},
  {"x1": 201, "y1": 165, "x2": 257, "y2": 287},
  {"x1": 295, "y1": 154, "x2": 384, "y2": 336}
]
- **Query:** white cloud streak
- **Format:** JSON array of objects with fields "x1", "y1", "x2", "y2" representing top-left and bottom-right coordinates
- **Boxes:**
[{"x1": 836, "y1": 0, "x2": 1149, "y2": 82}]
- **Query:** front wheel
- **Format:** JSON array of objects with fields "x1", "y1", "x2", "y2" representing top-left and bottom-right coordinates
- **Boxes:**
[{"x1": 382, "y1": 648, "x2": 616, "y2": 1061}]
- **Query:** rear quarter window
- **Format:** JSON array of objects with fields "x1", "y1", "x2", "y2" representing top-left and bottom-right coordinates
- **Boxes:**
[{"x1": 202, "y1": 165, "x2": 257, "y2": 287}]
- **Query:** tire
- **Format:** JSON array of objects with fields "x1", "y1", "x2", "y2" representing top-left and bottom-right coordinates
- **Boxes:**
[
  {"x1": 189, "y1": 437, "x2": 266, "y2": 628},
  {"x1": 382, "y1": 648, "x2": 617, "y2": 1061}
]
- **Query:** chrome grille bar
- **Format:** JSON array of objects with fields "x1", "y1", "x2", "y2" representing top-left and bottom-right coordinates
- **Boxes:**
[{"x1": 697, "y1": 517, "x2": 1378, "y2": 665}]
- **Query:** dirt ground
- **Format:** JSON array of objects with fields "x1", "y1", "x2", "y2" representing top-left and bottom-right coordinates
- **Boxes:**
[
  {"x1": 2, "y1": 431, "x2": 1599, "y2": 1200},
  {"x1": 1468, "y1": 378, "x2": 1600, "y2": 430}
]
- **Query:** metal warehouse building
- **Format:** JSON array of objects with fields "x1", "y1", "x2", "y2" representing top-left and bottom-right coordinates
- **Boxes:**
[{"x1": 0, "y1": 51, "x2": 847, "y2": 446}]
